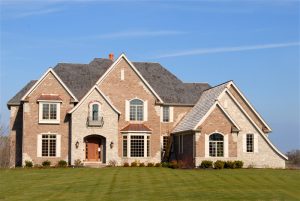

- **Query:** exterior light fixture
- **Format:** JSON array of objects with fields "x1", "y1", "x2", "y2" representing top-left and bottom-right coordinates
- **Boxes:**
[
  {"x1": 110, "y1": 141, "x2": 114, "y2": 149},
  {"x1": 75, "y1": 141, "x2": 79, "y2": 149}
]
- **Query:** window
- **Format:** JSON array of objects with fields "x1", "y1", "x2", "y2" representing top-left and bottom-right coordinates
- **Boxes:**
[
  {"x1": 162, "y1": 136, "x2": 169, "y2": 152},
  {"x1": 130, "y1": 99, "x2": 144, "y2": 121},
  {"x1": 246, "y1": 134, "x2": 254, "y2": 153},
  {"x1": 39, "y1": 102, "x2": 60, "y2": 124},
  {"x1": 178, "y1": 135, "x2": 184, "y2": 154},
  {"x1": 163, "y1": 106, "x2": 170, "y2": 122},
  {"x1": 42, "y1": 134, "x2": 56, "y2": 157},
  {"x1": 122, "y1": 134, "x2": 150, "y2": 157},
  {"x1": 92, "y1": 104, "x2": 99, "y2": 121},
  {"x1": 209, "y1": 133, "x2": 224, "y2": 157}
]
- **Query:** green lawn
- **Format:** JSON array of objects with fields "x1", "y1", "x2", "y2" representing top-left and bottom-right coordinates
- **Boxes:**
[{"x1": 0, "y1": 168, "x2": 299, "y2": 201}]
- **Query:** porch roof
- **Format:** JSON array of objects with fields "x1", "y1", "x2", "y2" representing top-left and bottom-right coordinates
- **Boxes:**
[{"x1": 120, "y1": 124, "x2": 152, "y2": 133}]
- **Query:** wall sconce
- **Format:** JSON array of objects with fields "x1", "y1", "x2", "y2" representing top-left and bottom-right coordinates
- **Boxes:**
[
  {"x1": 110, "y1": 141, "x2": 114, "y2": 149},
  {"x1": 75, "y1": 141, "x2": 79, "y2": 149}
]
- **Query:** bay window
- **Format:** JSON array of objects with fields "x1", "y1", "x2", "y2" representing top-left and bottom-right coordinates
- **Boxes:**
[{"x1": 122, "y1": 134, "x2": 150, "y2": 158}]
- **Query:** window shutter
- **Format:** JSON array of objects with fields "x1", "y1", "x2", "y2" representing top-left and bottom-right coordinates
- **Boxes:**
[
  {"x1": 125, "y1": 100, "x2": 129, "y2": 121},
  {"x1": 144, "y1": 100, "x2": 148, "y2": 121},
  {"x1": 56, "y1": 134, "x2": 61, "y2": 157},
  {"x1": 160, "y1": 107, "x2": 163, "y2": 122},
  {"x1": 37, "y1": 134, "x2": 42, "y2": 157},
  {"x1": 170, "y1": 107, "x2": 174, "y2": 122},
  {"x1": 254, "y1": 134, "x2": 258, "y2": 153},
  {"x1": 204, "y1": 134, "x2": 209, "y2": 157},
  {"x1": 242, "y1": 134, "x2": 246, "y2": 153}
]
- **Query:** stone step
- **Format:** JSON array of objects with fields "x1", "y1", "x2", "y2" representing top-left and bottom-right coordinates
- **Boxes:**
[{"x1": 84, "y1": 162, "x2": 106, "y2": 168}]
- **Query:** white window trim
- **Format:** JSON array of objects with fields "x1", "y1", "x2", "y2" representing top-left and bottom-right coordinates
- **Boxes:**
[
  {"x1": 38, "y1": 102, "x2": 60, "y2": 124},
  {"x1": 122, "y1": 133, "x2": 150, "y2": 158},
  {"x1": 37, "y1": 133, "x2": 61, "y2": 158},
  {"x1": 161, "y1": 106, "x2": 173, "y2": 123},
  {"x1": 243, "y1": 133, "x2": 258, "y2": 153},
  {"x1": 205, "y1": 132, "x2": 228, "y2": 158},
  {"x1": 126, "y1": 98, "x2": 148, "y2": 122},
  {"x1": 89, "y1": 101, "x2": 101, "y2": 120}
]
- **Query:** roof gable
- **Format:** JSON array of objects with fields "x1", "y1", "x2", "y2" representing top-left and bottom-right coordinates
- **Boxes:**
[
  {"x1": 21, "y1": 68, "x2": 78, "y2": 102},
  {"x1": 7, "y1": 80, "x2": 37, "y2": 107},
  {"x1": 68, "y1": 85, "x2": 120, "y2": 115}
]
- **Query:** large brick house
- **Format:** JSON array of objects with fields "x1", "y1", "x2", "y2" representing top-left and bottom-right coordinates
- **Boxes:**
[{"x1": 7, "y1": 53, "x2": 287, "y2": 168}]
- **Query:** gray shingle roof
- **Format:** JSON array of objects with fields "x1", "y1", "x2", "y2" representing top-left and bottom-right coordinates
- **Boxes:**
[
  {"x1": 7, "y1": 58, "x2": 211, "y2": 106},
  {"x1": 7, "y1": 80, "x2": 37, "y2": 106},
  {"x1": 172, "y1": 81, "x2": 230, "y2": 133}
]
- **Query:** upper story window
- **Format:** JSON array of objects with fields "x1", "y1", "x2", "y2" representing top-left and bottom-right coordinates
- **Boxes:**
[
  {"x1": 163, "y1": 106, "x2": 170, "y2": 122},
  {"x1": 209, "y1": 133, "x2": 224, "y2": 157},
  {"x1": 39, "y1": 102, "x2": 60, "y2": 124},
  {"x1": 130, "y1": 99, "x2": 144, "y2": 121},
  {"x1": 88, "y1": 102, "x2": 103, "y2": 127},
  {"x1": 92, "y1": 103, "x2": 99, "y2": 121}
]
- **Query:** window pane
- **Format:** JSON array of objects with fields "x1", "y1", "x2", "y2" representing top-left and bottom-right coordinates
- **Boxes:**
[
  {"x1": 123, "y1": 136, "x2": 127, "y2": 157},
  {"x1": 163, "y1": 136, "x2": 169, "y2": 152},
  {"x1": 42, "y1": 104, "x2": 49, "y2": 120},
  {"x1": 92, "y1": 104, "x2": 99, "y2": 121},
  {"x1": 50, "y1": 104, "x2": 57, "y2": 120},
  {"x1": 209, "y1": 133, "x2": 224, "y2": 141},
  {"x1": 130, "y1": 135, "x2": 144, "y2": 157},
  {"x1": 130, "y1": 105, "x2": 136, "y2": 121},
  {"x1": 41, "y1": 134, "x2": 56, "y2": 157},
  {"x1": 209, "y1": 142, "x2": 216, "y2": 157},
  {"x1": 136, "y1": 106, "x2": 143, "y2": 121},
  {"x1": 217, "y1": 142, "x2": 224, "y2": 157},
  {"x1": 163, "y1": 107, "x2": 170, "y2": 122},
  {"x1": 130, "y1": 99, "x2": 144, "y2": 121},
  {"x1": 246, "y1": 134, "x2": 254, "y2": 152},
  {"x1": 147, "y1": 136, "x2": 150, "y2": 157}
]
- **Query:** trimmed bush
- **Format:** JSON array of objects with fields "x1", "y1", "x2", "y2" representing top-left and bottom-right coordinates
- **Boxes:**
[
  {"x1": 155, "y1": 163, "x2": 162, "y2": 167},
  {"x1": 24, "y1": 160, "x2": 33, "y2": 168},
  {"x1": 200, "y1": 160, "x2": 213, "y2": 169},
  {"x1": 123, "y1": 162, "x2": 130, "y2": 167},
  {"x1": 147, "y1": 163, "x2": 154, "y2": 167},
  {"x1": 57, "y1": 160, "x2": 67, "y2": 168},
  {"x1": 169, "y1": 160, "x2": 179, "y2": 169},
  {"x1": 74, "y1": 159, "x2": 83, "y2": 167},
  {"x1": 224, "y1": 161, "x2": 235, "y2": 169},
  {"x1": 131, "y1": 161, "x2": 138, "y2": 167},
  {"x1": 42, "y1": 160, "x2": 51, "y2": 167},
  {"x1": 214, "y1": 160, "x2": 224, "y2": 169},
  {"x1": 139, "y1": 162, "x2": 145, "y2": 167},
  {"x1": 161, "y1": 162, "x2": 169, "y2": 168},
  {"x1": 234, "y1": 160, "x2": 244, "y2": 168}
]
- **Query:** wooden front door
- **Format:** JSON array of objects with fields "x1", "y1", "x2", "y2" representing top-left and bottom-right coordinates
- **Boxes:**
[{"x1": 86, "y1": 138, "x2": 100, "y2": 161}]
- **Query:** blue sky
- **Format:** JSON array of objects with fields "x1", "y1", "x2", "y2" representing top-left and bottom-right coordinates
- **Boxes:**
[{"x1": 0, "y1": 0, "x2": 299, "y2": 152}]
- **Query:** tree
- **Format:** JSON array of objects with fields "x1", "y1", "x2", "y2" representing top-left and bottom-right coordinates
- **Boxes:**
[
  {"x1": 286, "y1": 150, "x2": 300, "y2": 167},
  {"x1": 0, "y1": 117, "x2": 10, "y2": 168}
]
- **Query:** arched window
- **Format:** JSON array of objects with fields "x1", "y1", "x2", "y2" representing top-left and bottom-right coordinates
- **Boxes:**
[
  {"x1": 209, "y1": 133, "x2": 224, "y2": 157},
  {"x1": 89, "y1": 102, "x2": 100, "y2": 121},
  {"x1": 130, "y1": 99, "x2": 144, "y2": 121}
]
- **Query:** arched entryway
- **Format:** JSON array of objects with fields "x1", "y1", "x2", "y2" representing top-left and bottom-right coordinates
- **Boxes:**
[{"x1": 84, "y1": 135, "x2": 106, "y2": 163}]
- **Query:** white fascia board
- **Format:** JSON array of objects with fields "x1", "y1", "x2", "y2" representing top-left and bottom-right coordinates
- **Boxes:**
[
  {"x1": 229, "y1": 81, "x2": 272, "y2": 132},
  {"x1": 21, "y1": 68, "x2": 78, "y2": 102},
  {"x1": 68, "y1": 85, "x2": 121, "y2": 115},
  {"x1": 226, "y1": 90, "x2": 287, "y2": 160},
  {"x1": 96, "y1": 53, "x2": 164, "y2": 103}
]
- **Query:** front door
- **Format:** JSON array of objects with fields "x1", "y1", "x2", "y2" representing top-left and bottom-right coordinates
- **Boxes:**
[{"x1": 86, "y1": 138, "x2": 101, "y2": 161}]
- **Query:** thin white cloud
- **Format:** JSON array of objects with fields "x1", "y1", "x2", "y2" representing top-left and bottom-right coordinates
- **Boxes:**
[
  {"x1": 93, "y1": 30, "x2": 187, "y2": 39},
  {"x1": 14, "y1": 8, "x2": 63, "y2": 18},
  {"x1": 157, "y1": 42, "x2": 300, "y2": 58}
]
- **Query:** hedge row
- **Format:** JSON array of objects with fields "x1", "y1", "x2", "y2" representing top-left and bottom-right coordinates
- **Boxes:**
[{"x1": 199, "y1": 160, "x2": 244, "y2": 169}]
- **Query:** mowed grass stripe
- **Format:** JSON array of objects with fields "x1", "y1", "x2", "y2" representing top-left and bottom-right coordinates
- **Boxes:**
[{"x1": 0, "y1": 168, "x2": 299, "y2": 201}]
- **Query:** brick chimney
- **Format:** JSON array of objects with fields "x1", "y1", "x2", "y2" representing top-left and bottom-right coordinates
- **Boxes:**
[{"x1": 109, "y1": 53, "x2": 114, "y2": 61}]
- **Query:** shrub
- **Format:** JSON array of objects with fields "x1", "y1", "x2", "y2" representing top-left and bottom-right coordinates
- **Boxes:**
[
  {"x1": 74, "y1": 159, "x2": 83, "y2": 167},
  {"x1": 34, "y1": 164, "x2": 42, "y2": 168},
  {"x1": 224, "y1": 161, "x2": 235, "y2": 169},
  {"x1": 161, "y1": 162, "x2": 169, "y2": 168},
  {"x1": 214, "y1": 160, "x2": 224, "y2": 169},
  {"x1": 200, "y1": 160, "x2": 213, "y2": 169},
  {"x1": 123, "y1": 162, "x2": 129, "y2": 167},
  {"x1": 131, "y1": 161, "x2": 138, "y2": 167},
  {"x1": 24, "y1": 160, "x2": 33, "y2": 168},
  {"x1": 42, "y1": 160, "x2": 51, "y2": 167},
  {"x1": 108, "y1": 160, "x2": 117, "y2": 167},
  {"x1": 169, "y1": 160, "x2": 179, "y2": 169},
  {"x1": 139, "y1": 162, "x2": 145, "y2": 167},
  {"x1": 234, "y1": 160, "x2": 244, "y2": 168},
  {"x1": 155, "y1": 163, "x2": 162, "y2": 167},
  {"x1": 57, "y1": 160, "x2": 67, "y2": 168},
  {"x1": 147, "y1": 163, "x2": 154, "y2": 167}
]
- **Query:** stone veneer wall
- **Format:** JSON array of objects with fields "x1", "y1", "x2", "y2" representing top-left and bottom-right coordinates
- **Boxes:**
[
  {"x1": 197, "y1": 92, "x2": 286, "y2": 168},
  {"x1": 71, "y1": 89, "x2": 119, "y2": 165}
]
